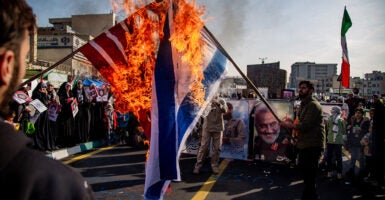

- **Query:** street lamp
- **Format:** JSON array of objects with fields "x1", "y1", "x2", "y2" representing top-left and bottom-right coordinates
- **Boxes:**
[{"x1": 259, "y1": 57, "x2": 267, "y2": 64}]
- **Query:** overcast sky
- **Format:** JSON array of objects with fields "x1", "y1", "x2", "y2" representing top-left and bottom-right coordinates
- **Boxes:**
[{"x1": 27, "y1": 0, "x2": 385, "y2": 78}]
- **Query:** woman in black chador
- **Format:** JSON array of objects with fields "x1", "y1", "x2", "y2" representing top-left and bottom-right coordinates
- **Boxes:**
[
  {"x1": 56, "y1": 82, "x2": 75, "y2": 147},
  {"x1": 31, "y1": 82, "x2": 56, "y2": 151},
  {"x1": 72, "y1": 80, "x2": 91, "y2": 143}
]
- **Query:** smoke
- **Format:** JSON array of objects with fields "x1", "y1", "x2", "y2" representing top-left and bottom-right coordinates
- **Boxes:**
[
  {"x1": 202, "y1": 0, "x2": 251, "y2": 51},
  {"x1": 69, "y1": 0, "x2": 110, "y2": 15},
  {"x1": 68, "y1": 0, "x2": 153, "y2": 22}
]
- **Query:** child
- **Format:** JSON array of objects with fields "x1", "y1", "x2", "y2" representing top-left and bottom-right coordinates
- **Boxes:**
[
  {"x1": 4, "y1": 111, "x2": 19, "y2": 130},
  {"x1": 104, "y1": 104, "x2": 117, "y2": 145},
  {"x1": 116, "y1": 111, "x2": 130, "y2": 145}
]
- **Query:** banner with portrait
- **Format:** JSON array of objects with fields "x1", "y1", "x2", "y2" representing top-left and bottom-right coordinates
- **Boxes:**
[
  {"x1": 182, "y1": 99, "x2": 295, "y2": 162},
  {"x1": 249, "y1": 100, "x2": 294, "y2": 163},
  {"x1": 320, "y1": 102, "x2": 343, "y2": 121},
  {"x1": 221, "y1": 100, "x2": 249, "y2": 160}
]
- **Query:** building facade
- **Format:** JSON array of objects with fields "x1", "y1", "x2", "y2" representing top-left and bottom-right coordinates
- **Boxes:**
[
  {"x1": 247, "y1": 62, "x2": 286, "y2": 99},
  {"x1": 219, "y1": 76, "x2": 247, "y2": 98},
  {"x1": 289, "y1": 62, "x2": 337, "y2": 94},
  {"x1": 27, "y1": 13, "x2": 117, "y2": 84},
  {"x1": 362, "y1": 71, "x2": 385, "y2": 97}
]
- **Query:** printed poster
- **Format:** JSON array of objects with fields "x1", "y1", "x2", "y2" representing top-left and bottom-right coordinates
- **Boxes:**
[
  {"x1": 183, "y1": 99, "x2": 295, "y2": 163},
  {"x1": 29, "y1": 99, "x2": 47, "y2": 113},
  {"x1": 183, "y1": 100, "x2": 250, "y2": 160},
  {"x1": 85, "y1": 87, "x2": 97, "y2": 100},
  {"x1": 71, "y1": 99, "x2": 78, "y2": 118},
  {"x1": 47, "y1": 103, "x2": 61, "y2": 122},
  {"x1": 12, "y1": 91, "x2": 32, "y2": 104},
  {"x1": 96, "y1": 88, "x2": 108, "y2": 102}
]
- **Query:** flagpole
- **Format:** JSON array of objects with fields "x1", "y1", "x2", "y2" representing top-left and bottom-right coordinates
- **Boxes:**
[
  {"x1": 20, "y1": 48, "x2": 81, "y2": 87},
  {"x1": 203, "y1": 26, "x2": 281, "y2": 122}
]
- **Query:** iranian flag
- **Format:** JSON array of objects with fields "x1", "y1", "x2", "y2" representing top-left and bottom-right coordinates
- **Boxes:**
[{"x1": 340, "y1": 7, "x2": 352, "y2": 88}]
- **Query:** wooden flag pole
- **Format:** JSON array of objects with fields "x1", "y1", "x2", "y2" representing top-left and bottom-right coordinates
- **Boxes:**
[
  {"x1": 20, "y1": 48, "x2": 82, "y2": 87},
  {"x1": 203, "y1": 26, "x2": 281, "y2": 122}
]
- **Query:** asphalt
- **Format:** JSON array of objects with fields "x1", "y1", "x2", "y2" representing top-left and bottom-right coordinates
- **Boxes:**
[{"x1": 48, "y1": 142, "x2": 385, "y2": 199}]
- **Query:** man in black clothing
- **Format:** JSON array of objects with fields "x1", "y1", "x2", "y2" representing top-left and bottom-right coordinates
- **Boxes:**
[
  {"x1": 0, "y1": 0, "x2": 95, "y2": 199},
  {"x1": 345, "y1": 88, "x2": 365, "y2": 121},
  {"x1": 372, "y1": 95, "x2": 385, "y2": 187}
]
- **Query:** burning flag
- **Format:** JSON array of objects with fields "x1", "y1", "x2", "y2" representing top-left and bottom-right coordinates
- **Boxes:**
[
  {"x1": 144, "y1": 1, "x2": 230, "y2": 199},
  {"x1": 79, "y1": 0, "x2": 230, "y2": 199},
  {"x1": 79, "y1": 1, "x2": 169, "y2": 114},
  {"x1": 340, "y1": 6, "x2": 352, "y2": 88}
]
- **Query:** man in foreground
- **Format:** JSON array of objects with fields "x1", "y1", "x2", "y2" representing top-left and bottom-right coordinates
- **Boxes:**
[
  {"x1": 281, "y1": 80, "x2": 325, "y2": 200},
  {"x1": 0, "y1": 0, "x2": 95, "y2": 199}
]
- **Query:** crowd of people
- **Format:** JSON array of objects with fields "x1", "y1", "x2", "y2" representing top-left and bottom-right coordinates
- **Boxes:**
[
  {"x1": 7, "y1": 79, "x2": 145, "y2": 152},
  {"x1": 1, "y1": 1, "x2": 384, "y2": 200},
  {"x1": 7, "y1": 70, "x2": 384, "y2": 199},
  {"x1": 192, "y1": 82, "x2": 385, "y2": 200}
]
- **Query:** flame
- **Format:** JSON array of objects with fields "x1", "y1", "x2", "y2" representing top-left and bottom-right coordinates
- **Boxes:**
[
  {"x1": 144, "y1": 139, "x2": 150, "y2": 160},
  {"x1": 104, "y1": 0, "x2": 206, "y2": 115},
  {"x1": 106, "y1": 0, "x2": 207, "y2": 169},
  {"x1": 170, "y1": 0, "x2": 206, "y2": 105},
  {"x1": 110, "y1": 0, "x2": 147, "y2": 17},
  {"x1": 101, "y1": 1, "x2": 169, "y2": 115}
]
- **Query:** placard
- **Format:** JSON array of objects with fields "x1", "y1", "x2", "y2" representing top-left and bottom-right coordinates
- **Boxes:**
[
  {"x1": 96, "y1": 88, "x2": 108, "y2": 102},
  {"x1": 71, "y1": 99, "x2": 78, "y2": 118},
  {"x1": 12, "y1": 91, "x2": 32, "y2": 104},
  {"x1": 29, "y1": 99, "x2": 47, "y2": 113},
  {"x1": 47, "y1": 103, "x2": 62, "y2": 122}
]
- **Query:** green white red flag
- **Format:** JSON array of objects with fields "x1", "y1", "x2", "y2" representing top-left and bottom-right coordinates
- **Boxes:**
[{"x1": 340, "y1": 7, "x2": 352, "y2": 88}]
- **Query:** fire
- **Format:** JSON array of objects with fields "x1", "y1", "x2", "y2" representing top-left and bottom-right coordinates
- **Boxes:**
[
  {"x1": 101, "y1": 0, "x2": 169, "y2": 115},
  {"x1": 144, "y1": 139, "x2": 150, "y2": 160},
  {"x1": 170, "y1": 0, "x2": 206, "y2": 105},
  {"x1": 105, "y1": 0, "x2": 207, "y2": 164},
  {"x1": 104, "y1": 0, "x2": 207, "y2": 116}
]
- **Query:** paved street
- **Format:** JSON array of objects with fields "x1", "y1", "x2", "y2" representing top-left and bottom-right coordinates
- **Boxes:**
[{"x1": 63, "y1": 145, "x2": 385, "y2": 200}]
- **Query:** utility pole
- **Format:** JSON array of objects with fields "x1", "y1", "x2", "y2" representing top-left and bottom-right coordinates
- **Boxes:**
[{"x1": 259, "y1": 57, "x2": 267, "y2": 64}]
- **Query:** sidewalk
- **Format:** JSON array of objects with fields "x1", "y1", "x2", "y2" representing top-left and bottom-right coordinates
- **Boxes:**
[{"x1": 46, "y1": 140, "x2": 104, "y2": 160}]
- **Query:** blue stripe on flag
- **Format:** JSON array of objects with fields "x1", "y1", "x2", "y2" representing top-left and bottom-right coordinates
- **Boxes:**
[
  {"x1": 202, "y1": 50, "x2": 227, "y2": 99},
  {"x1": 145, "y1": 180, "x2": 167, "y2": 199},
  {"x1": 145, "y1": 14, "x2": 176, "y2": 200},
  {"x1": 154, "y1": 15, "x2": 178, "y2": 181},
  {"x1": 145, "y1": 14, "x2": 228, "y2": 200},
  {"x1": 177, "y1": 50, "x2": 227, "y2": 146}
]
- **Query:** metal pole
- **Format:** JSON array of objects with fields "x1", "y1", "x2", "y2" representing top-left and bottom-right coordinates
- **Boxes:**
[
  {"x1": 203, "y1": 26, "x2": 281, "y2": 122},
  {"x1": 20, "y1": 48, "x2": 81, "y2": 87}
]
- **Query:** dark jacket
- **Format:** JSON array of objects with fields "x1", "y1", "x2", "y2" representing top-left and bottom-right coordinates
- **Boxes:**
[
  {"x1": 347, "y1": 116, "x2": 370, "y2": 147},
  {"x1": 254, "y1": 128, "x2": 290, "y2": 162},
  {"x1": 295, "y1": 96, "x2": 325, "y2": 149},
  {"x1": 0, "y1": 121, "x2": 95, "y2": 200}
]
